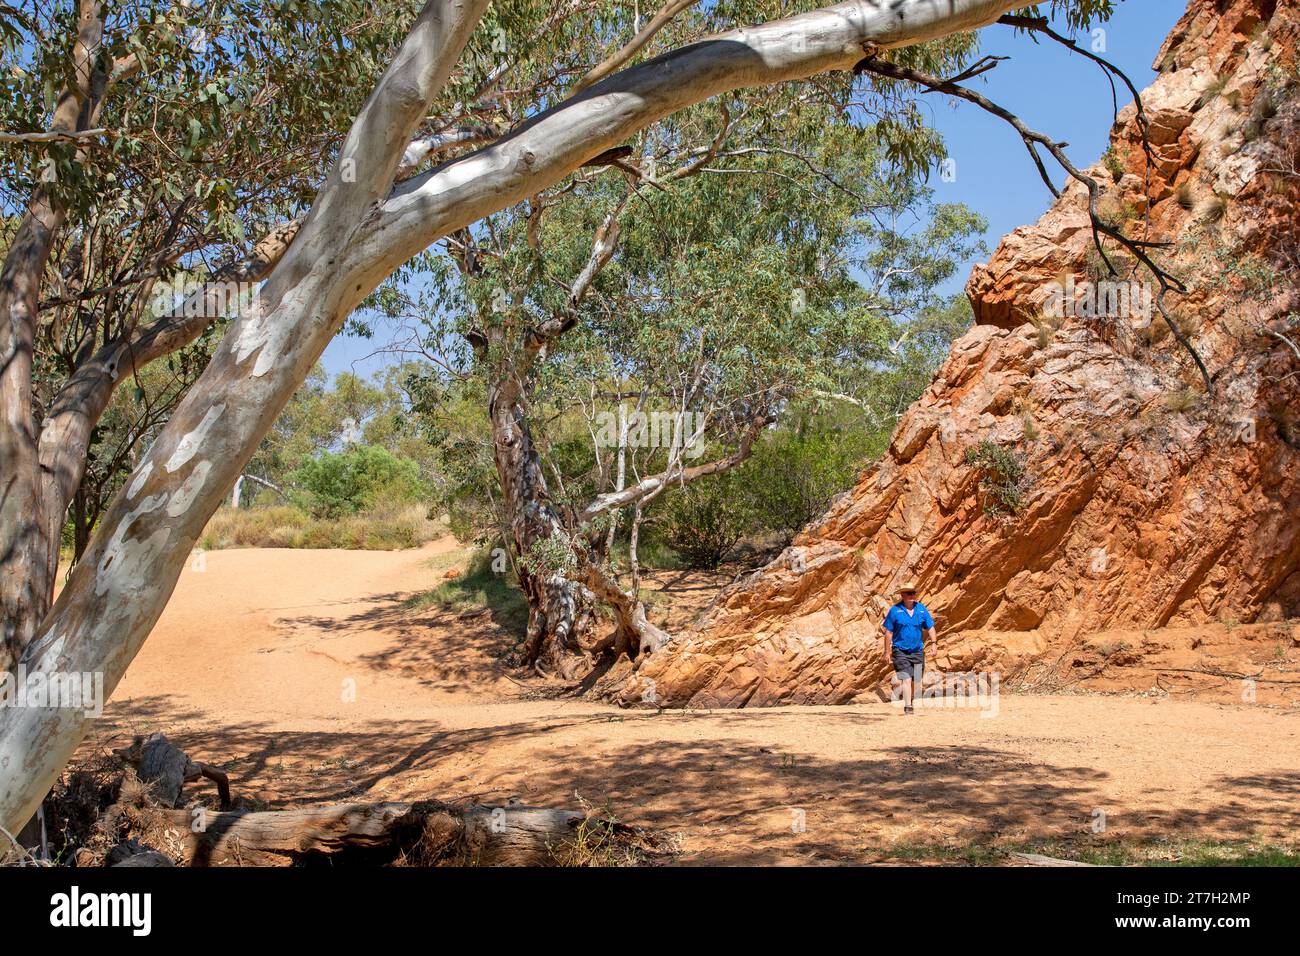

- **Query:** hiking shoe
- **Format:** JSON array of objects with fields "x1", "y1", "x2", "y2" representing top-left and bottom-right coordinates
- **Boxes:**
[{"x1": 904, "y1": 705, "x2": 914, "y2": 715}]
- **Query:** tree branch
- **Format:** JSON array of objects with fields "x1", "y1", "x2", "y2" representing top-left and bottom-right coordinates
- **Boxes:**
[
  {"x1": 37, "y1": 217, "x2": 303, "y2": 522},
  {"x1": 571, "y1": 0, "x2": 698, "y2": 95},
  {"x1": 526, "y1": 193, "x2": 631, "y2": 356},
  {"x1": 808, "y1": 388, "x2": 882, "y2": 425},
  {"x1": 0, "y1": 127, "x2": 108, "y2": 144},
  {"x1": 856, "y1": 54, "x2": 1213, "y2": 394},
  {"x1": 997, "y1": 14, "x2": 1153, "y2": 155},
  {"x1": 579, "y1": 412, "x2": 770, "y2": 523},
  {"x1": 306, "y1": 0, "x2": 492, "y2": 228},
  {"x1": 396, "y1": 126, "x2": 496, "y2": 178},
  {"x1": 364, "y1": 0, "x2": 1025, "y2": 275}
]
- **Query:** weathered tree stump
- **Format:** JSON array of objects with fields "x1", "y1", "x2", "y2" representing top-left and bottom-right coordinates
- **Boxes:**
[
  {"x1": 106, "y1": 837, "x2": 175, "y2": 867},
  {"x1": 113, "y1": 733, "x2": 231, "y2": 809}
]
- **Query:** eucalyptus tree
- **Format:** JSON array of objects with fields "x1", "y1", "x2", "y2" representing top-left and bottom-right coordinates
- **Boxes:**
[
  {"x1": 0, "y1": 0, "x2": 1120, "y2": 832},
  {"x1": 64, "y1": 342, "x2": 216, "y2": 560},
  {"x1": 402, "y1": 111, "x2": 984, "y2": 673},
  {"x1": 0, "y1": 0, "x2": 414, "y2": 646}
]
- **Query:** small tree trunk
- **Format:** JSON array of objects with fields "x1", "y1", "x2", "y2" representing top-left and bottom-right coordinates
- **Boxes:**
[
  {"x1": 0, "y1": 496, "x2": 57, "y2": 674},
  {"x1": 0, "y1": 2, "x2": 109, "y2": 672},
  {"x1": 232, "y1": 474, "x2": 283, "y2": 506},
  {"x1": 602, "y1": 397, "x2": 634, "y2": 556},
  {"x1": 0, "y1": 194, "x2": 64, "y2": 672},
  {"x1": 488, "y1": 373, "x2": 593, "y2": 674},
  {"x1": 580, "y1": 554, "x2": 671, "y2": 659},
  {"x1": 628, "y1": 502, "x2": 646, "y2": 595},
  {"x1": 488, "y1": 373, "x2": 673, "y2": 671},
  {"x1": 71, "y1": 487, "x2": 94, "y2": 565}
]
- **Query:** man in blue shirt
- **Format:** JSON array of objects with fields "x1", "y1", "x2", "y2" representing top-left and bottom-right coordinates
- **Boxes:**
[{"x1": 881, "y1": 581, "x2": 936, "y2": 714}]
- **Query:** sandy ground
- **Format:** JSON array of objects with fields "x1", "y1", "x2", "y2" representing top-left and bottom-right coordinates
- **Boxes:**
[{"x1": 84, "y1": 540, "x2": 1300, "y2": 864}]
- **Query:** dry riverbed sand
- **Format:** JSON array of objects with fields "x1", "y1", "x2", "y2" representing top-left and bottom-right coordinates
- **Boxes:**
[{"x1": 80, "y1": 540, "x2": 1300, "y2": 864}]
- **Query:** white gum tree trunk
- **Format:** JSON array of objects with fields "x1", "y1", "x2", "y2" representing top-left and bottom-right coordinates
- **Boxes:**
[{"x1": 0, "y1": 0, "x2": 1022, "y2": 832}]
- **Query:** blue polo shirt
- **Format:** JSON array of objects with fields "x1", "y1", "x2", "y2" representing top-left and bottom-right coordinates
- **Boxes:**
[{"x1": 883, "y1": 602, "x2": 934, "y2": 652}]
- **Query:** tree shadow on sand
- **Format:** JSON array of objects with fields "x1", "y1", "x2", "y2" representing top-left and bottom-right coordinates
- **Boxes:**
[
  {"x1": 273, "y1": 590, "x2": 521, "y2": 692},
  {"x1": 85, "y1": 695, "x2": 1300, "y2": 864}
]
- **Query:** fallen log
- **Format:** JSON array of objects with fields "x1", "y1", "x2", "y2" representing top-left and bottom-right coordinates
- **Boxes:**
[{"x1": 147, "y1": 801, "x2": 589, "y2": 866}]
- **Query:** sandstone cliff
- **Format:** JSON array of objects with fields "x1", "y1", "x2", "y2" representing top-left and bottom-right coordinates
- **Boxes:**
[{"x1": 622, "y1": 0, "x2": 1300, "y2": 708}]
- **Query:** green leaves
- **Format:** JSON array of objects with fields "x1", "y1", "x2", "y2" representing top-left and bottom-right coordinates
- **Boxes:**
[
  {"x1": 288, "y1": 444, "x2": 428, "y2": 519},
  {"x1": 6, "y1": 0, "x2": 415, "y2": 273},
  {"x1": 965, "y1": 438, "x2": 1030, "y2": 516},
  {"x1": 1011, "y1": 2, "x2": 1116, "y2": 32}
]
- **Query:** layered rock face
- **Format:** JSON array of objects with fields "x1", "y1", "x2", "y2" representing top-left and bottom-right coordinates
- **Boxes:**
[{"x1": 623, "y1": 0, "x2": 1300, "y2": 708}]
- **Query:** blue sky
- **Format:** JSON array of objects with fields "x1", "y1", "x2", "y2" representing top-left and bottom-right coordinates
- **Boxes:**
[{"x1": 321, "y1": 0, "x2": 1187, "y2": 378}]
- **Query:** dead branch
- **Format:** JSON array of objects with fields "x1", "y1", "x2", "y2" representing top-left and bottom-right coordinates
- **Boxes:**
[
  {"x1": 112, "y1": 733, "x2": 231, "y2": 810},
  {"x1": 855, "y1": 54, "x2": 1213, "y2": 393},
  {"x1": 0, "y1": 127, "x2": 109, "y2": 144},
  {"x1": 124, "y1": 801, "x2": 622, "y2": 866}
]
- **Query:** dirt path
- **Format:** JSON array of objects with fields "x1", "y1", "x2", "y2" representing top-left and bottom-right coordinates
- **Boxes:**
[{"x1": 90, "y1": 542, "x2": 1300, "y2": 864}]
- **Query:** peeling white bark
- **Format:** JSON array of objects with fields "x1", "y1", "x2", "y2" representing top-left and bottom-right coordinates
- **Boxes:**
[
  {"x1": 0, "y1": 0, "x2": 494, "y2": 832},
  {"x1": 166, "y1": 460, "x2": 213, "y2": 517},
  {"x1": 363, "y1": 0, "x2": 1019, "y2": 273},
  {"x1": 164, "y1": 405, "x2": 225, "y2": 472},
  {"x1": 126, "y1": 462, "x2": 153, "y2": 499}
]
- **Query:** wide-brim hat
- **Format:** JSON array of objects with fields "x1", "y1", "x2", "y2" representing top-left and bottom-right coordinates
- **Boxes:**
[{"x1": 898, "y1": 581, "x2": 919, "y2": 595}]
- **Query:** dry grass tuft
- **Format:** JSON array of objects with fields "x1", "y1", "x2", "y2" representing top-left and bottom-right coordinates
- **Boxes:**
[
  {"x1": 1197, "y1": 74, "x2": 1228, "y2": 109},
  {"x1": 547, "y1": 804, "x2": 679, "y2": 867},
  {"x1": 1198, "y1": 194, "x2": 1228, "y2": 224},
  {"x1": 1164, "y1": 386, "x2": 1203, "y2": 414}
]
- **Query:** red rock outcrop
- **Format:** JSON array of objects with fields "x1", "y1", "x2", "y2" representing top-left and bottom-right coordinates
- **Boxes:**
[{"x1": 621, "y1": 0, "x2": 1300, "y2": 708}]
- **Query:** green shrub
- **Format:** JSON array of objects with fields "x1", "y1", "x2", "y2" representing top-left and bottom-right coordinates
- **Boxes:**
[
  {"x1": 627, "y1": 537, "x2": 684, "y2": 572},
  {"x1": 288, "y1": 444, "x2": 426, "y2": 518},
  {"x1": 200, "y1": 503, "x2": 440, "y2": 550},
  {"x1": 964, "y1": 439, "x2": 1029, "y2": 516},
  {"x1": 738, "y1": 425, "x2": 882, "y2": 544},
  {"x1": 656, "y1": 473, "x2": 753, "y2": 570},
  {"x1": 1102, "y1": 146, "x2": 1125, "y2": 180}
]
